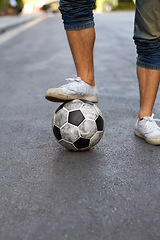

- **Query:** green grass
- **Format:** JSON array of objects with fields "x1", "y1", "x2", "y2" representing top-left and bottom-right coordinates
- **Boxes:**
[{"x1": 113, "y1": 2, "x2": 135, "y2": 11}]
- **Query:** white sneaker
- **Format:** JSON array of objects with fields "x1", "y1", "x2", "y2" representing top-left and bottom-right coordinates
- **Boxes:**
[
  {"x1": 134, "y1": 114, "x2": 160, "y2": 145},
  {"x1": 45, "y1": 76, "x2": 98, "y2": 103}
]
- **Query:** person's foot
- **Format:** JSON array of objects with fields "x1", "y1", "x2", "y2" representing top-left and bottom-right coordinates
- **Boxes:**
[
  {"x1": 134, "y1": 114, "x2": 160, "y2": 145},
  {"x1": 45, "y1": 77, "x2": 98, "y2": 103}
]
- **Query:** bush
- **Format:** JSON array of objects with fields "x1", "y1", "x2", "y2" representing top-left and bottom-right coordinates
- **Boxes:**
[
  {"x1": 113, "y1": 2, "x2": 135, "y2": 11},
  {"x1": 16, "y1": 0, "x2": 24, "y2": 9},
  {"x1": 0, "y1": 0, "x2": 24, "y2": 9}
]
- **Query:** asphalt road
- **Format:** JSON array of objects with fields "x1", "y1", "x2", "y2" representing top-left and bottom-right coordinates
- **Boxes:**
[{"x1": 0, "y1": 12, "x2": 160, "y2": 240}]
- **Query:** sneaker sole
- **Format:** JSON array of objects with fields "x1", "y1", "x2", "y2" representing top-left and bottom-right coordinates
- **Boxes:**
[
  {"x1": 135, "y1": 130, "x2": 160, "y2": 145},
  {"x1": 45, "y1": 89, "x2": 98, "y2": 103}
]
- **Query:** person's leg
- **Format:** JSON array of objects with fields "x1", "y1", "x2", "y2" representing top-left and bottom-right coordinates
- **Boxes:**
[
  {"x1": 134, "y1": 0, "x2": 160, "y2": 145},
  {"x1": 60, "y1": 0, "x2": 96, "y2": 86},
  {"x1": 137, "y1": 66, "x2": 160, "y2": 119},
  {"x1": 66, "y1": 27, "x2": 95, "y2": 86},
  {"x1": 45, "y1": 0, "x2": 98, "y2": 102},
  {"x1": 134, "y1": 0, "x2": 160, "y2": 119}
]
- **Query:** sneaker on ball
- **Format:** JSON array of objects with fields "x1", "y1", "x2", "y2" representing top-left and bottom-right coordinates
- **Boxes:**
[
  {"x1": 45, "y1": 76, "x2": 98, "y2": 103},
  {"x1": 134, "y1": 114, "x2": 160, "y2": 145}
]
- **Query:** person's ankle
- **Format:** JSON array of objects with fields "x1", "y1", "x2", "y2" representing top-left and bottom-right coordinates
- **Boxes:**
[
  {"x1": 82, "y1": 77, "x2": 95, "y2": 87},
  {"x1": 138, "y1": 110, "x2": 152, "y2": 120},
  {"x1": 77, "y1": 73, "x2": 95, "y2": 87}
]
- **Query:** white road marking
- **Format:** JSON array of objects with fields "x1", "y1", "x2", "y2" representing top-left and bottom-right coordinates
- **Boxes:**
[{"x1": 0, "y1": 16, "x2": 47, "y2": 45}]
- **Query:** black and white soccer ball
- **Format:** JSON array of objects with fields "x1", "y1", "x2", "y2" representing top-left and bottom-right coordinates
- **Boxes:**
[{"x1": 52, "y1": 99, "x2": 105, "y2": 151}]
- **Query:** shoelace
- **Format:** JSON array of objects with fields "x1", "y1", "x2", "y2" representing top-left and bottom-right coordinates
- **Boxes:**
[
  {"x1": 59, "y1": 76, "x2": 97, "y2": 95},
  {"x1": 143, "y1": 114, "x2": 160, "y2": 122},
  {"x1": 142, "y1": 114, "x2": 160, "y2": 133},
  {"x1": 59, "y1": 76, "x2": 82, "y2": 90},
  {"x1": 66, "y1": 76, "x2": 82, "y2": 82}
]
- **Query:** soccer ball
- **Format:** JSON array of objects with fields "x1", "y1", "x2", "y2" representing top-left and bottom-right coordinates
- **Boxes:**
[{"x1": 52, "y1": 99, "x2": 105, "y2": 151}]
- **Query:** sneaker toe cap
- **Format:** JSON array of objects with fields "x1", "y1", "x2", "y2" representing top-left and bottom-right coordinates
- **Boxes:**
[{"x1": 45, "y1": 88, "x2": 66, "y2": 97}]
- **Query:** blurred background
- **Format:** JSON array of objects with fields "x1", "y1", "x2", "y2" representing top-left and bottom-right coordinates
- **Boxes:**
[{"x1": 0, "y1": 0, "x2": 135, "y2": 16}]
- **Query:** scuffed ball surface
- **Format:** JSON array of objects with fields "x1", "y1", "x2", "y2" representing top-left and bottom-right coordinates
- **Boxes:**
[{"x1": 52, "y1": 99, "x2": 105, "y2": 151}]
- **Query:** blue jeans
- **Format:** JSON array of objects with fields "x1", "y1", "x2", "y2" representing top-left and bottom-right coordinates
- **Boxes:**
[
  {"x1": 59, "y1": 0, "x2": 95, "y2": 30},
  {"x1": 133, "y1": 0, "x2": 160, "y2": 70},
  {"x1": 59, "y1": 0, "x2": 160, "y2": 70}
]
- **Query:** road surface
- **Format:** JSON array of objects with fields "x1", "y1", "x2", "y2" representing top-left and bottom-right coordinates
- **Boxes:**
[{"x1": 0, "y1": 12, "x2": 160, "y2": 240}]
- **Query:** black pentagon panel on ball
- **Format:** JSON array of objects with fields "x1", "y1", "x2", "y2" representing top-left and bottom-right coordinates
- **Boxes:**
[
  {"x1": 53, "y1": 125, "x2": 62, "y2": 140},
  {"x1": 74, "y1": 138, "x2": 90, "y2": 149},
  {"x1": 96, "y1": 115, "x2": 104, "y2": 131},
  {"x1": 68, "y1": 110, "x2": 85, "y2": 126}
]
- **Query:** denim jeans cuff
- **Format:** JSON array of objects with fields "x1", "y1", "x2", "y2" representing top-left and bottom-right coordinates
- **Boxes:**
[
  {"x1": 137, "y1": 60, "x2": 160, "y2": 70},
  {"x1": 64, "y1": 21, "x2": 95, "y2": 31}
]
